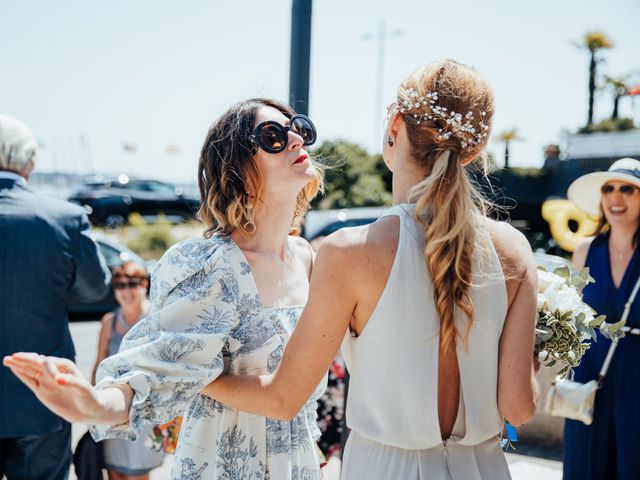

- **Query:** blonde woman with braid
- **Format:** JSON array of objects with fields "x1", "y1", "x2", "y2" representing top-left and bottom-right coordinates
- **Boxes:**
[{"x1": 198, "y1": 59, "x2": 539, "y2": 479}]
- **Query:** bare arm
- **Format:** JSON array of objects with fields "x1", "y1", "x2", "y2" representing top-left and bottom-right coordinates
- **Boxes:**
[
  {"x1": 3, "y1": 353, "x2": 132, "y2": 426},
  {"x1": 201, "y1": 231, "x2": 357, "y2": 420},
  {"x1": 492, "y1": 222, "x2": 539, "y2": 426},
  {"x1": 91, "y1": 313, "x2": 113, "y2": 385}
]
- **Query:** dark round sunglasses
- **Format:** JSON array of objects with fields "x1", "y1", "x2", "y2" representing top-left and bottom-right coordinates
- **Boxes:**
[
  {"x1": 601, "y1": 184, "x2": 639, "y2": 195},
  {"x1": 249, "y1": 114, "x2": 317, "y2": 154},
  {"x1": 113, "y1": 279, "x2": 143, "y2": 290}
]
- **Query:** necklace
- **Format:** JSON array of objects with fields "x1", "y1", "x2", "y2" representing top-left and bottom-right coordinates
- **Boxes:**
[{"x1": 611, "y1": 248, "x2": 634, "y2": 261}]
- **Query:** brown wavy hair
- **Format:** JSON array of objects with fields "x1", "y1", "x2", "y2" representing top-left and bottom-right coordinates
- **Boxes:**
[
  {"x1": 592, "y1": 203, "x2": 640, "y2": 248},
  {"x1": 399, "y1": 60, "x2": 495, "y2": 352},
  {"x1": 197, "y1": 98, "x2": 323, "y2": 238}
]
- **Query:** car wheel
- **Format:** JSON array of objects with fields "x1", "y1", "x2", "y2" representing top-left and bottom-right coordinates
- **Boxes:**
[{"x1": 105, "y1": 213, "x2": 126, "y2": 229}]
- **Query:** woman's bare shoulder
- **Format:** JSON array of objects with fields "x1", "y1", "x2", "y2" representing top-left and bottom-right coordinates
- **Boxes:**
[
  {"x1": 322, "y1": 216, "x2": 398, "y2": 250},
  {"x1": 485, "y1": 218, "x2": 530, "y2": 256},
  {"x1": 484, "y1": 218, "x2": 534, "y2": 279},
  {"x1": 572, "y1": 237, "x2": 595, "y2": 270},
  {"x1": 318, "y1": 216, "x2": 399, "y2": 265}
]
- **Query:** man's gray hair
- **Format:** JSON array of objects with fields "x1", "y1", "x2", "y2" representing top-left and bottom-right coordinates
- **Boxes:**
[{"x1": 0, "y1": 114, "x2": 37, "y2": 173}]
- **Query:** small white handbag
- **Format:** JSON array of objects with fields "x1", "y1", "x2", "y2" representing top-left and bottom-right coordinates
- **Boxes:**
[{"x1": 545, "y1": 273, "x2": 640, "y2": 425}]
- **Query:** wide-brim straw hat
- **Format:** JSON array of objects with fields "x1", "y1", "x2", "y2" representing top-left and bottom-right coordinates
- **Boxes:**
[{"x1": 568, "y1": 157, "x2": 640, "y2": 218}]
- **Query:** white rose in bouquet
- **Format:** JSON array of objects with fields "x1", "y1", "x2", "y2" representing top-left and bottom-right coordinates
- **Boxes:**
[{"x1": 535, "y1": 266, "x2": 625, "y2": 378}]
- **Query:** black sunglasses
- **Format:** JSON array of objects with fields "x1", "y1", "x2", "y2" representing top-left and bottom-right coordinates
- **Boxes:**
[
  {"x1": 249, "y1": 114, "x2": 317, "y2": 154},
  {"x1": 113, "y1": 279, "x2": 143, "y2": 290},
  {"x1": 601, "y1": 184, "x2": 639, "y2": 195}
]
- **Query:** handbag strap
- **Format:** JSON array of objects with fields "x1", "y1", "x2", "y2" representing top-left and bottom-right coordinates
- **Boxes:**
[{"x1": 597, "y1": 272, "x2": 640, "y2": 385}]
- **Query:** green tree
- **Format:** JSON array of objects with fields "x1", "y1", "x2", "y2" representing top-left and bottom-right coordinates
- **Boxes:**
[
  {"x1": 311, "y1": 140, "x2": 392, "y2": 209},
  {"x1": 574, "y1": 31, "x2": 614, "y2": 127},
  {"x1": 495, "y1": 129, "x2": 524, "y2": 169},
  {"x1": 603, "y1": 74, "x2": 633, "y2": 120}
]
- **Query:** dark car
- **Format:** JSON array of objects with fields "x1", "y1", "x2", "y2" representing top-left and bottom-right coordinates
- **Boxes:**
[
  {"x1": 69, "y1": 235, "x2": 154, "y2": 320},
  {"x1": 302, "y1": 207, "x2": 387, "y2": 241},
  {"x1": 68, "y1": 177, "x2": 200, "y2": 227}
]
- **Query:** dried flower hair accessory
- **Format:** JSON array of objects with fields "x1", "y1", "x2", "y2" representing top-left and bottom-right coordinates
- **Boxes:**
[{"x1": 389, "y1": 87, "x2": 490, "y2": 151}]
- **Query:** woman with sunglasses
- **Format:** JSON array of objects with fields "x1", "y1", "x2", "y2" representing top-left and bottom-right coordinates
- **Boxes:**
[
  {"x1": 4, "y1": 98, "x2": 327, "y2": 479},
  {"x1": 199, "y1": 60, "x2": 539, "y2": 479},
  {"x1": 90, "y1": 262, "x2": 165, "y2": 480},
  {"x1": 564, "y1": 158, "x2": 640, "y2": 480}
]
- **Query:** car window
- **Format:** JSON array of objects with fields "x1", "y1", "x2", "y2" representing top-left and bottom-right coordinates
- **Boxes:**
[
  {"x1": 314, "y1": 218, "x2": 379, "y2": 239},
  {"x1": 96, "y1": 241, "x2": 144, "y2": 268},
  {"x1": 147, "y1": 182, "x2": 177, "y2": 195},
  {"x1": 97, "y1": 242, "x2": 124, "y2": 267}
]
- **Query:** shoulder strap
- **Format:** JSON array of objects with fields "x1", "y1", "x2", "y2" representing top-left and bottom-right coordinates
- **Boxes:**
[{"x1": 598, "y1": 272, "x2": 640, "y2": 384}]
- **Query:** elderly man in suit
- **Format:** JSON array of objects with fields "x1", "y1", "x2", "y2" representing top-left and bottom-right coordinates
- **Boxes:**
[{"x1": 0, "y1": 114, "x2": 111, "y2": 479}]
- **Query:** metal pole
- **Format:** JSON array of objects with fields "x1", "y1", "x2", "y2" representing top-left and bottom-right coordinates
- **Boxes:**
[
  {"x1": 363, "y1": 21, "x2": 403, "y2": 151},
  {"x1": 289, "y1": 0, "x2": 313, "y2": 115},
  {"x1": 375, "y1": 20, "x2": 385, "y2": 150}
]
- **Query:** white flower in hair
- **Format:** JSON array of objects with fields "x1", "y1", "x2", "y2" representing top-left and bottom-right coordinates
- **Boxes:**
[{"x1": 390, "y1": 87, "x2": 490, "y2": 152}]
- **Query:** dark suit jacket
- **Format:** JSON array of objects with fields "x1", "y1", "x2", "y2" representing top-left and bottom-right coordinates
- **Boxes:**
[{"x1": 0, "y1": 177, "x2": 111, "y2": 437}]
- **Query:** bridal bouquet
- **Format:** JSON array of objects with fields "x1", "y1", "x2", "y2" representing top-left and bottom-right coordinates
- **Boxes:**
[{"x1": 535, "y1": 266, "x2": 624, "y2": 378}]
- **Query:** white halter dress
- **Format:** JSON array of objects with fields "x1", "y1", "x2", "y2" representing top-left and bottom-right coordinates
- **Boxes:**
[{"x1": 340, "y1": 204, "x2": 511, "y2": 480}]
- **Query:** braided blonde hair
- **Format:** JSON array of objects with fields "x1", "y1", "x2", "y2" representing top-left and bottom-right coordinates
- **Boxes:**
[{"x1": 399, "y1": 60, "x2": 495, "y2": 352}]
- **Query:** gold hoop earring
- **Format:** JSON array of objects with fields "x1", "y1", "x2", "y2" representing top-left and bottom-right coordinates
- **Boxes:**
[{"x1": 244, "y1": 221, "x2": 256, "y2": 234}]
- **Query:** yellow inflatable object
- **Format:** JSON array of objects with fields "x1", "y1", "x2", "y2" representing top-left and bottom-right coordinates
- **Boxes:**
[{"x1": 542, "y1": 199, "x2": 599, "y2": 253}]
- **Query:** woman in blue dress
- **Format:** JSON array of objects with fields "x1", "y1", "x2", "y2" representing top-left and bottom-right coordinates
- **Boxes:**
[{"x1": 565, "y1": 157, "x2": 640, "y2": 480}]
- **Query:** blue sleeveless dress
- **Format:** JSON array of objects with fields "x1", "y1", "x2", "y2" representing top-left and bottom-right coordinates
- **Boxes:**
[{"x1": 563, "y1": 233, "x2": 640, "y2": 480}]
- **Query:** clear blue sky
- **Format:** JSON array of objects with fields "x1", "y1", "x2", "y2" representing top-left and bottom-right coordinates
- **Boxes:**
[{"x1": 1, "y1": 0, "x2": 638, "y2": 182}]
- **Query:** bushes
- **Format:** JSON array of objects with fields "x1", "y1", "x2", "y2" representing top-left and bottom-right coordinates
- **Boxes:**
[
  {"x1": 126, "y1": 213, "x2": 176, "y2": 260},
  {"x1": 578, "y1": 117, "x2": 636, "y2": 133}
]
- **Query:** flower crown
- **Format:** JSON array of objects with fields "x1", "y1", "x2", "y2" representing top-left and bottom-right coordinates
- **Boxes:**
[{"x1": 390, "y1": 87, "x2": 490, "y2": 151}]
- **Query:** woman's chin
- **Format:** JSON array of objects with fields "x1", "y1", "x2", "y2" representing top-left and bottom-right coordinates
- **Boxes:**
[{"x1": 605, "y1": 214, "x2": 639, "y2": 228}]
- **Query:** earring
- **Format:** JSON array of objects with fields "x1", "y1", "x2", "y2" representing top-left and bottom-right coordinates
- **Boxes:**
[
  {"x1": 244, "y1": 221, "x2": 256, "y2": 234},
  {"x1": 387, "y1": 135, "x2": 394, "y2": 147}
]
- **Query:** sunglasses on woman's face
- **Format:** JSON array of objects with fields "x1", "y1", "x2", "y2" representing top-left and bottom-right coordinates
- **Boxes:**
[
  {"x1": 601, "y1": 184, "x2": 639, "y2": 195},
  {"x1": 113, "y1": 279, "x2": 143, "y2": 290},
  {"x1": 250, "y1": 114, "x2": 317, "y2": 154}
]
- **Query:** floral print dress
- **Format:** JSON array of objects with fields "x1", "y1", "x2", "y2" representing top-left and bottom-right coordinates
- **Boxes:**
[{"x1": 91, "y1": 235, "x2": 326, "y2": 480}]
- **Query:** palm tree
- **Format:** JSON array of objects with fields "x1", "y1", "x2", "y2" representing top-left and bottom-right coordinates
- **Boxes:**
[
  {"x1": 603, "y1": 75, "x2": 629, "y2": 120},
  {"x1": 496, "y1": 129, "x2": 523, "y2": 169},
  {"x1": 574, "y1": 31, "x2": 613, "y2": 127}
]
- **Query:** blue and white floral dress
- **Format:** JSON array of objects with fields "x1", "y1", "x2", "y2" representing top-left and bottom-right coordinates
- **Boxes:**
[{"x1": 91, "y1": 235, "x2": 326, "y2": 480}]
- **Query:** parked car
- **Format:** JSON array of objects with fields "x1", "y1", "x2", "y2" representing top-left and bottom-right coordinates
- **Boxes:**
[
  {"x1": 304, "y1": 208, "x2": 572, "y2": 268},
  {"x1": 68, "y1": 176, "x2": 200, "y2": 227},
  {"x1": 303, "y1": 207, "x2": 387, "y2": 241},
  {"x1": 68, "y1": 235, "x2": 154, "y2": 320}
]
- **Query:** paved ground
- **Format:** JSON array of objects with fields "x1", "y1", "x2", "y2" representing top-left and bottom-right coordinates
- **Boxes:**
[{"x1": 68, "y1": 321, "x2": 562, "y2": 479}]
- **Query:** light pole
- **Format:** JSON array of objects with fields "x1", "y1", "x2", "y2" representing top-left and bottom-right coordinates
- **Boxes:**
[
  {"x1": 363, "y1": 20, "x2": 403, "y2": 151},
  {"x1": 289, "y1": 0, "x2": 313, "y2": 115}
]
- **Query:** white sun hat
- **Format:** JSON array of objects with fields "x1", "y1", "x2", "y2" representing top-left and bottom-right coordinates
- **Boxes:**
[{"x1": 567, "y1": 157, "x2": 640, "y2": 217}]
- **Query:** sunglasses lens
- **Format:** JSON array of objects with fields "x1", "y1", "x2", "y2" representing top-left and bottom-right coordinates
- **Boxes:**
[
  {"x1": 257, "y1": 124, "x2": 287, "y2": 152},
  {"x1": 114, "y1": 279, "x2": 142, "y2": 289},
  {"x1": 291, "y1": 116, "x2": 316, "y2": 145},
  {"x1": 602, "y1": 184, "x2": 637, "y2": 195}
]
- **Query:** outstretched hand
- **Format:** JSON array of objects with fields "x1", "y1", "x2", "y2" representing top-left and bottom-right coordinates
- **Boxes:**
[{"x1": 3, "y1": 352, "x2": 103, "y2": 423}]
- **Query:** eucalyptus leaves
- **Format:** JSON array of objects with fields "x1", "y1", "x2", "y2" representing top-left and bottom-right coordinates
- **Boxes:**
[{"x1": 535, "y1": 266, "x2": 625, "y2": 378}]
